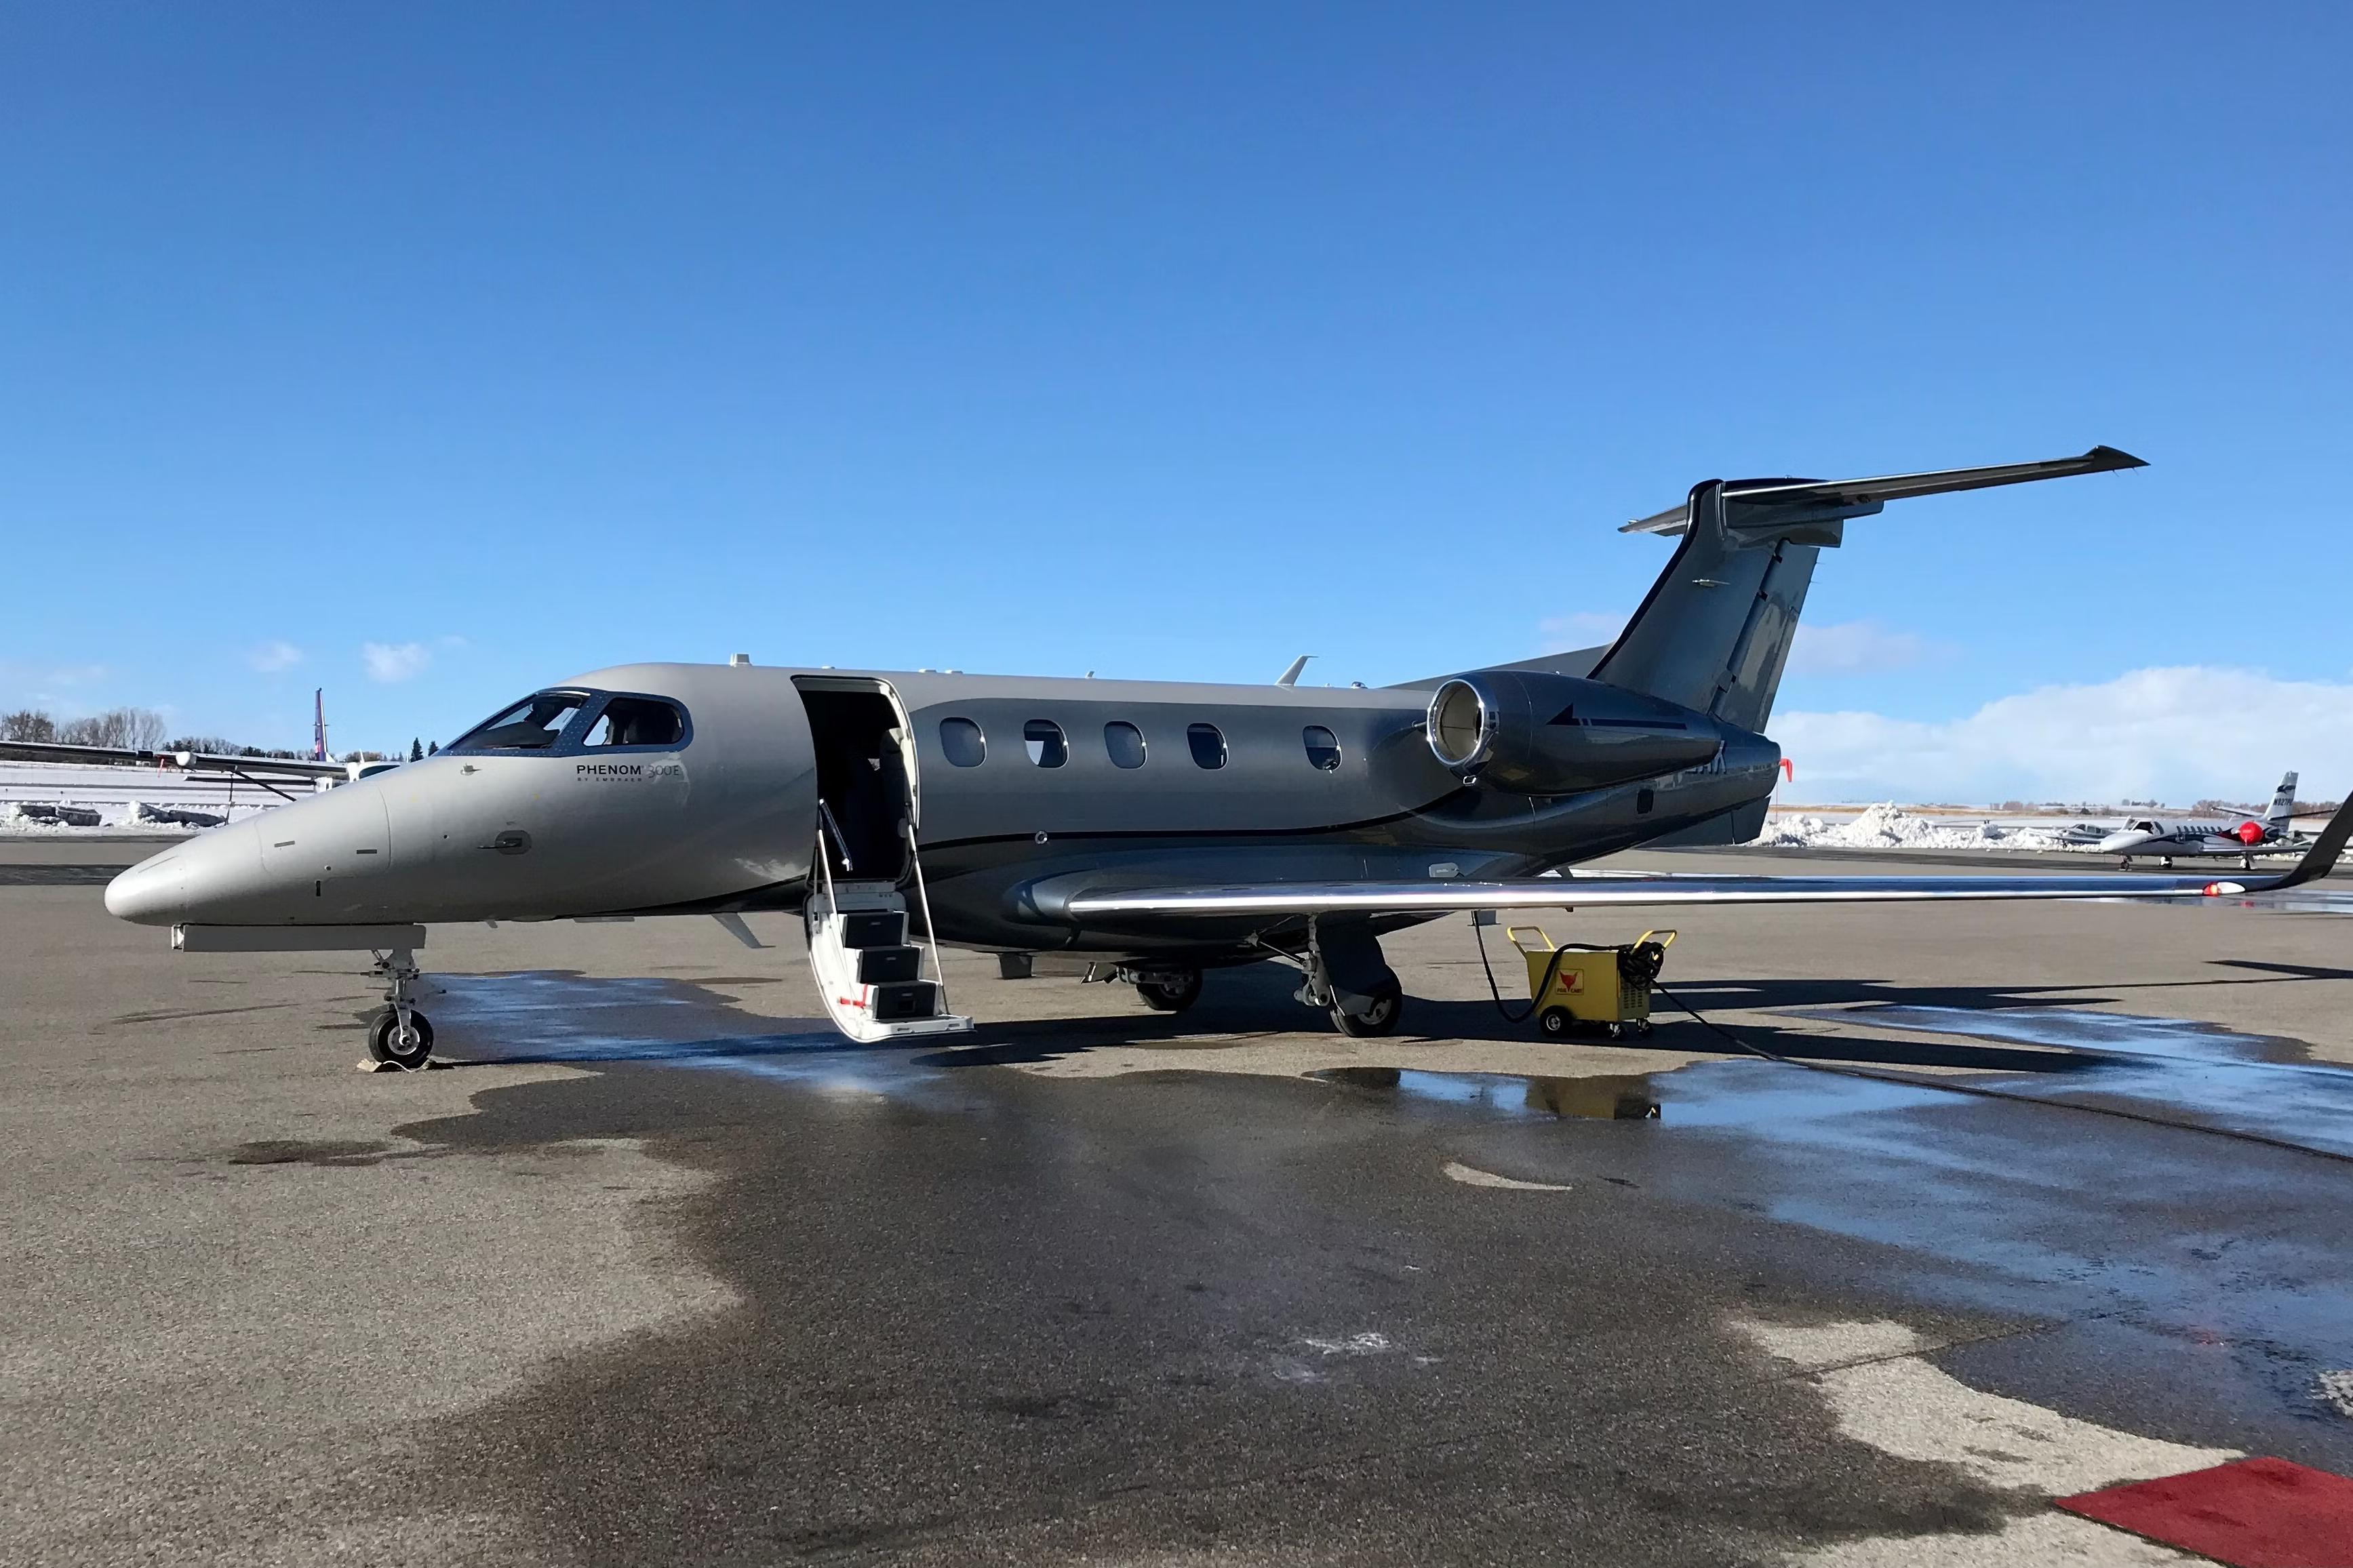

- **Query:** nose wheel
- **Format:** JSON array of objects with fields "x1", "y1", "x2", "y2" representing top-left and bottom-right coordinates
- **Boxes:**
[
  {"x1": 366, "y1": 946, "x2": 435, "y2": 1071},
  {"x1": 368, "y1": 1007, "x2": 435, "y2": 1070}
]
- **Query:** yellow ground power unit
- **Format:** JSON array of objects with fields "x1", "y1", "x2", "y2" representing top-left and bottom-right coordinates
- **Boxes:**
[{"x1": 1507, "y1": 927, "x2": 1676, "y2": 1039}]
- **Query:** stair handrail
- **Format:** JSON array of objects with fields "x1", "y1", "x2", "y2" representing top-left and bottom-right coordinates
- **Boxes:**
[
  {"x1": 903, "y1": 818, "x2": 950, "y2": 1013},
  {"x1": 813, "y1": 807, "x2": 841, "y2": 912}
]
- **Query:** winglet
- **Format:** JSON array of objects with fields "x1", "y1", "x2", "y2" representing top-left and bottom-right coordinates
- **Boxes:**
[
  {"x1": 1277, "y1": 656, "x2": 1313, "y2": 687},
  {"x1": 2264, "y1": 789, "x2": 2353, "y2": 891}
]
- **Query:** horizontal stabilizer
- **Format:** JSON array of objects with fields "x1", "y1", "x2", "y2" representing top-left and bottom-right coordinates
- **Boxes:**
[{"x1": 1621, "y1": 445, "x2": 2146, "y2": 536}]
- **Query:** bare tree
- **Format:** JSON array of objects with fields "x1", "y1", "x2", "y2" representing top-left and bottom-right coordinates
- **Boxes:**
[
  {"x1": 57, "y1": 707, "x2": 169, "y2": 750},
  {"x1": 3, "y1": 709, "x2": 58, "y2": 742}
]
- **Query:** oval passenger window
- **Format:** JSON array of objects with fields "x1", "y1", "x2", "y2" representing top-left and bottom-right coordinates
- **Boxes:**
[
  {"x1": 1105, "y1": 721, "x2": 1146, "y2": 769},
  {"x1": 1187, "y1": 723, "x2": 1227, "y2": 770},
  {"x1": 1023, "y1": 719, "x2": 1068, "y2": 768},
  {"x1": 1303, "y1": 725, "x2": 1341, "y2": 771},
  {"x1": 939, "y1": 717, "x2": 986, "y2": 767}
]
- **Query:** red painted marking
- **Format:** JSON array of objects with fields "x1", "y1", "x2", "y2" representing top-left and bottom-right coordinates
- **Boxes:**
[{"x1": 2056, "y1": 1456, "x2": 2353, "y2": 1567}]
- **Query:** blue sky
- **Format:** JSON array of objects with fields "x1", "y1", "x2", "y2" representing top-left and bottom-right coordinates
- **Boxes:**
[{"x1": 3, "y1": 4, "x2": 2346, "y2": 800}]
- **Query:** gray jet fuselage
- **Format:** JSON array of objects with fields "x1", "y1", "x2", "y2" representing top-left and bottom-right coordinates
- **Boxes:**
[{"x1": 106, "y1": 662, "x2": 1778, "y2": 960}]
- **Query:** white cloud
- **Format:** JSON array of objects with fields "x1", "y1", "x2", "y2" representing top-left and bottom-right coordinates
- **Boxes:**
[
  {"x1": 1537, "y1": 612, "x2": 1626, "y2": 652},
  {"x1": 247, "y1": 640, "x2": 305, "y2": 674},
  {"x1": 361, "y1": 642, "x2": 432, "y2": 683},
  {"x1": 1775, "y1": 666, "x2": 2353, "y2": 804},
  {"x1": 1785, "y1": 620, "x2": 1950, "y2": 678}
]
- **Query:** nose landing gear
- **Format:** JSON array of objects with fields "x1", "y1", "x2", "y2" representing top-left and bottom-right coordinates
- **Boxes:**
[{"x1": 366, "y1": 947, "x2": 435, "y2": 1070}]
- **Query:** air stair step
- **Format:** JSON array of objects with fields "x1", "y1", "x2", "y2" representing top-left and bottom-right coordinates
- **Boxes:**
[
  {"x1": 804, "y1": 866, "x2": 971, "y2": 1044},
  {"x1": 855, "y1": 945, "x2": 924, "y2": 984}
]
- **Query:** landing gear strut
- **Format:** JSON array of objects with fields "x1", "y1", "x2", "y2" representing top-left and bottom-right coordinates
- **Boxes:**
[
  {"x1": 366, "y1": 947, "x2": 434, "y2": 1070},
  {"x1": 1294, "y1": 917, "x2": 1405, "y2": 1037}
]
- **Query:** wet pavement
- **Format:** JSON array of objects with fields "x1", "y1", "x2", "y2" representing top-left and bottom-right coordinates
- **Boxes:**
[{"x1": 7, "y1": 847, "x2": 2353, "y2": 1564}]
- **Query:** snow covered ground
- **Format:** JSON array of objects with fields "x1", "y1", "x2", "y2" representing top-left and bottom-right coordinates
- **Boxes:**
[
  {"x1": 0, "y1": 763, "x2": 298, "y2": 835},
  {"x1": 1750, "y1": 803, "x2": 2088, "y2": 852}
]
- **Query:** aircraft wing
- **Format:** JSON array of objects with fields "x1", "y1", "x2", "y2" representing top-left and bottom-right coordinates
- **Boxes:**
[
  {"x1": 1055, "y1": 794, "x2": 2352, "y2": 921},
  {"x1": 0, "y1": 739, "x2": 351, "y2": 780}
]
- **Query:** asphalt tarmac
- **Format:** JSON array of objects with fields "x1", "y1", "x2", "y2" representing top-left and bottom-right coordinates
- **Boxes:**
[{"x1": 5, "y1": 839, "x2": 2352, "y2": 1566}]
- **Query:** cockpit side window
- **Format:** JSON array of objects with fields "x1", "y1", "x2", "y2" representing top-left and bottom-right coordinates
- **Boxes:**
[
  {"x1": 451, "y1": 691, "x2": 590, "y2": 753},
  {"x1": 580, "y1": 696, "x2": 688, "y2": 749}
]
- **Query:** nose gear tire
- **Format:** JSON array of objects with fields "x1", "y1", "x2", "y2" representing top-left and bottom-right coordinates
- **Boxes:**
[
  {"x1": 1332, "y1": 981, "x2": 1403, "y2": 1038},
  {"x1": 368, "y1": 1009, "x2": 434, "y2": 1070}
]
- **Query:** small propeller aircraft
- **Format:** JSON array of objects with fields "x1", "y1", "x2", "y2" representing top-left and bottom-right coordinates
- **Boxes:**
[
  {"x1": 77, "y1": 445, "x2": 2353, "y2": 1068},
  {"x1": 2097, "y1": 773, "x2": 2306, "y2": 869}
]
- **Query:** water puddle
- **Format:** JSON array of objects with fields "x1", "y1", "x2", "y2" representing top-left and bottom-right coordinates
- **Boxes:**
[
  {"x1": 1313, "y1": 1066, "x2": 1661, "y2": 1120},
  {"x1": 1785, "y1": 1004, "x2": 2353, "y2": 1161},
  {"x1": 427, "y1": 972, "x2": 953, "y2": 1102}
]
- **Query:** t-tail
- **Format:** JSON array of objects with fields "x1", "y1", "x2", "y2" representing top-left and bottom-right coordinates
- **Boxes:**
[
  {"x1": 1585, "y1": 447, "x2": 2147, "y2": 731},
  {"x1": 2268, "y1": 771, "x2": 2299, "y2": 832}
]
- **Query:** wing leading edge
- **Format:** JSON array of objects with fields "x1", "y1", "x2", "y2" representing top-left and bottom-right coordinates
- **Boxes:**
[{"x1": 1053, "y1": 794, "x2": 2353, "y2": 921}]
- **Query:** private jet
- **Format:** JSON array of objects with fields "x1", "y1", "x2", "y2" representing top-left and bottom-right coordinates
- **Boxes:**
[
  {"x1": 63, "y1": 446, "x2": 2353, "y2": 1068},
  {"x1": 2100, "y1": 773, "x2": 2306, "y2": 869}
]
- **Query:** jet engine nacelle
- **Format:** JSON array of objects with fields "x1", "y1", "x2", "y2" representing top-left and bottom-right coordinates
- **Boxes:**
[{"x1": 1425, "y1": 670, "x2": 1724, "y2": 793}]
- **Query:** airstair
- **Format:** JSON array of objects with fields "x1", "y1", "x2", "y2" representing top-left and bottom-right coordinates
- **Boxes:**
[{"x1": 806, "y1": 810, "x2": 972, "y2": 1045}]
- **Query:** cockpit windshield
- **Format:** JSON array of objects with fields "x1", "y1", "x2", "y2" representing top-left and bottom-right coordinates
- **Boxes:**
[
  {"x1": 451, "y1": 691, "x2": 590, "y2": 752},
  {"x1": 446, "y1": 688, "x2": 692, "y2": 757}
]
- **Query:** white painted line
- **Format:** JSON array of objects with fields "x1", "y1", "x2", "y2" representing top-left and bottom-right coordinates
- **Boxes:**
[
  {"x1": 1734, "y1": 1317, "x2": 2235, "y2": 1495},
  {"x1": 1735, "y1": 1316, "x2": 2238, "y2": 1565},
  {"x1": 1442, "y1": 1160, "x2": 1570, "y2": 1192}
]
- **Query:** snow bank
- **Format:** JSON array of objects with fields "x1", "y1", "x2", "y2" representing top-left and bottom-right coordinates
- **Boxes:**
[{"x1": 1752, "y1": 802, "x2": 2075, "y2": 851}]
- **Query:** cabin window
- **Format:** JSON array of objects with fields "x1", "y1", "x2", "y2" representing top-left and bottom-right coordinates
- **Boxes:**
[
  {"x1": 1187, "y1": 723, "x2": 1227, "y2": 770},
  {"x1": 1105, "y1": 721, "x2": 1147, "y2": 769},
  {"x1": 580, "y1": 696, "x2": 687, "y2": 749},
  {"x1": 1303, "y1": 725, "x2": 1341, "y2": 771},
  {"x1": 1023, "y1": 719, "x2": 1068, "y2": 768},
  {"x1": 1637, "y1": 788, "x2": 1655, "y2": 815},
  {"x1": 939, "y1": 717, "x2": 986, "y2": 767},
  {"x1": 451, "y1": 691, "x2": 589, "y2": 752}
]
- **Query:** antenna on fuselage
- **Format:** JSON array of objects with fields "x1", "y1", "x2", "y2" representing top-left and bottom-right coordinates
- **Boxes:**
[{"x1": 1277, "y1": 655, "x2": 1315, "y2": 687}]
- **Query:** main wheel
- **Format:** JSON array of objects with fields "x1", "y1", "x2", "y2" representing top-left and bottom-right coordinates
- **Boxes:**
[
  {"x1": 1539, "y1": 1005, "x2": 1573, "y2": 1038},
  {"x1": 368, "y1": 1009, "x2": 435, "y2": 1070},
  {"x1": 1136, "y1": 968, "x2": 1204, "y2": 1013},
  {"x1": 1331, "y1": 981, "x2": 1403, "y2": 1038}
]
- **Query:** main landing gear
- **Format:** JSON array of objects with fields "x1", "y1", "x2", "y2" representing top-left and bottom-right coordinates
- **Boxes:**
[
  {"x1": 366, "y1": 947, "x2": 435, "y2": 1070},
  {"x1": 1297, "y1": 917, "x2": 1406, "y2": 1037},
  {"x1": 1128, "y1": 966, "x2": 1204, "y2": 1013}
]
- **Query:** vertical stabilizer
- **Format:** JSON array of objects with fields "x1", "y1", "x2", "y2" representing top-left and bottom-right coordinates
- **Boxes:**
[
  {"x1": 2268, "y1": 771, "x2": 2299, "y2": 829},
  {"x1": 1587, "y1": 481, "x2": 1830, "y2": 733}
]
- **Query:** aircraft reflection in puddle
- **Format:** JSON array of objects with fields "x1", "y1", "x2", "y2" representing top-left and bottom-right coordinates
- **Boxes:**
[
  {"x1": 1314, "y1": 1066, "x2": 1661, "y2": 1121},
  {"x1": 428, "y1": 971, "x2": 952, "y2": 1102}
]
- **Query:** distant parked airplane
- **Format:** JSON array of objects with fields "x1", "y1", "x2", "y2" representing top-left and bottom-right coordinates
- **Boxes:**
[{"x1": 2099, "y1": 773, "x2": 2303, "y2": 869}]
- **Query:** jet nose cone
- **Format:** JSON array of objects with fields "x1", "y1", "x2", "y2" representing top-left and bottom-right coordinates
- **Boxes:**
[
  {"x1": 106, "y1": 851, "x2": 188, "y2": 924},
  {"x1": 2096, "y1": 831, "x2": 2142, "y2": 854}
]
